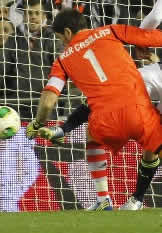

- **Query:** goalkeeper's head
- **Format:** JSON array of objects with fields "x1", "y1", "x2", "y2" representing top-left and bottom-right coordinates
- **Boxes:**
[{"x1": 52, "y1": 8, "x2": 88, "y2": 46}]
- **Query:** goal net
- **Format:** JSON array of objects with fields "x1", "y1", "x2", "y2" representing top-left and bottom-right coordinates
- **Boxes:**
[{"x1": 0, "y1": 0, "x2": 162, "y2": 212}]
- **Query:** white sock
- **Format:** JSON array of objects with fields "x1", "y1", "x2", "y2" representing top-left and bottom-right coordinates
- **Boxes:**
[
  {"x1": 86, "y1": 142, "x2": 110, "y2": 203},
  {"x1": 95, "y1": 178, "x2": 110, "y2": 202}
]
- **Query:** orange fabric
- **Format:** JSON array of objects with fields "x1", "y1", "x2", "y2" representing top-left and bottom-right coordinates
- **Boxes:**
[
  {"x1": 97, "y1": 191, "x2": 109, "y2": 197},
  {"x1": 160, "y1": 114, "x2": 162, "y2": 124},
  {"x1": 87, "y1": 154, "x2": 107, "y2": 162},
  {"x1": 49, "y1": 25, "x2": 162, "y2": 112},
  {"x1": 88, "y1": 104, "x2": 162, "y2": 154},
  {"x1": 46, "y1": 59, "x2": 68, "y2": 95},
  {"x1": 55, "y1": 0, "x2": 62, "y2": 4},
  {"x1": 48, "y1": 59, "x2": 67, "y2": 81},
  {"x1": 91, "y1": 170, "x2": 107, "y2": 179},
  {"x1": 73, "y1": 4, "x2": 85, "y2": 13},
  {"x1": 43, "y1": 86, "x2": 60, "y2": 96},
  {"x1": 48, "y1": 24, "x2": 162, "y2": 153}
]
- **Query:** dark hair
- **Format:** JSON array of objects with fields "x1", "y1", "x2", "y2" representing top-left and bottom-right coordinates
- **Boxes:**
[
  {"x1": 23, "y1": 0, "x2": 48, "y2": 12},
  {"x1": 52, "y1": 8, "x2": 88, "y2": 34}
]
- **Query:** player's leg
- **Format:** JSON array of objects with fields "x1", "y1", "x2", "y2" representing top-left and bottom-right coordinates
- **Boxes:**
[
  {"x1": 90, "y1": 104, "x2": 161, "y2": 211},
  {"x1": 120, "y1": 105, "x2": 162, "y2": 210},
  {"x1": 38, "y1": 104, "x2": 112, "y2": 211},
  {"x1": 133, "y1": 151, "x2": 159, "y2": 202},
  {"x1": 87, "y1": 107, "x2": 136, "y2": 211},
  {"x1": 38, "y1": 102, "x2": 90, "y2": 144},
  {"x1": 119, "y1": 150, "x2": 160, "y2": 210},
  {"x1": 85, "y1": 134, "x2": 113, "y2": 211}
]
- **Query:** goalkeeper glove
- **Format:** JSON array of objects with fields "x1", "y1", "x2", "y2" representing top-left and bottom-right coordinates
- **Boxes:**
[
  {"x1": 26, "y1": 120, "x2": 44, "y2": 140},
  {"x1": 38, "y1": 126, "x2": 65, "y2": 145}
]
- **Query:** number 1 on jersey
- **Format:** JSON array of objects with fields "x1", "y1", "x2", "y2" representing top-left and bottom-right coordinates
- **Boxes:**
[{"x1": 83, "y1": 49, "x2": 108, "y2": 82}]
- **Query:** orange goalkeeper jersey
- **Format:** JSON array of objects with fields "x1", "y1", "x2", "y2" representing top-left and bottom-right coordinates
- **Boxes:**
[{"x1": 45, "y1": 24, "x2": 162, "y2": 111}]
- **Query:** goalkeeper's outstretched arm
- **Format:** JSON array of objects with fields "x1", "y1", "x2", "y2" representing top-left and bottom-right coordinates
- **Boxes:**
[
  {"x1": 26, "y1": 90, "x2": 58, "y2": 139},
  {"x1": 36, "y1": 91, "x2": 58, "y2": 124}
]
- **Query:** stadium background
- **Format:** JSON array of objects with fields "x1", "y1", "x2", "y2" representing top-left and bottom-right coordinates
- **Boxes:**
[
  {"x1": 1, "y1": 121, "x2": 162, "y2": 212},
  {"x1": 0, "y1": 0, "x2": 162, "y2": 212}
]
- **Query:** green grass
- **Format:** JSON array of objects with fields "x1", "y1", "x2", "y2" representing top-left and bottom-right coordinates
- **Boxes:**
[{"x1": 0, "y1": 209, "x2": 162, "y2": 233}]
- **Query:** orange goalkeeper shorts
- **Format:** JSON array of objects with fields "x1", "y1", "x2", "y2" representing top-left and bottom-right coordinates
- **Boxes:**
[{"x1": 88, "y1": 104, "x2": 162, "y2": 154}]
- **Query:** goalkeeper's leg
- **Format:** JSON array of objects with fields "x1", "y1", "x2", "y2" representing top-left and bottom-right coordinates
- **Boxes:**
[
  {"x1": 86, "y1": 140, "x2": 113, "y2": 211},
  {"x1": 39, "y1": 121, "x2": 112, "y2": 210}
]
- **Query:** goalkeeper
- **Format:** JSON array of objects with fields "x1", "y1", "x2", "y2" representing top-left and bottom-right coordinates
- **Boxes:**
[
  {"x1": 38, "y1": 64, "x2": 162, "y2": 210},
  {"x1": 39, "y1": 0, "x2": 162, "y2": 210},
  {"x1": 27, "y1": 8, "x2": 162, "y2": 211}
]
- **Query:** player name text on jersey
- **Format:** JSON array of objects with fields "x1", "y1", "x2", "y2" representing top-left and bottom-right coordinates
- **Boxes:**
[{"x1": 60, "y1": 28, "x2": 111, "y2": 60}]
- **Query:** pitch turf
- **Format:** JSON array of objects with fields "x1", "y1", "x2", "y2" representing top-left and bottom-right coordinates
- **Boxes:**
[{"x1": 0, "y1": 209, "x2": 162, "y2": 233}]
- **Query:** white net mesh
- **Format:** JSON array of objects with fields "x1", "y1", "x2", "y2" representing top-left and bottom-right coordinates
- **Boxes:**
[{"x1": 0, "y1": 0, "x2": 162, "y2": 212}]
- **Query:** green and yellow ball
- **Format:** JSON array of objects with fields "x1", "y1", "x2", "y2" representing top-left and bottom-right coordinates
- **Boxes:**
[{"x1": 0, "y1": 106, "x2": 21, "y2": 139}]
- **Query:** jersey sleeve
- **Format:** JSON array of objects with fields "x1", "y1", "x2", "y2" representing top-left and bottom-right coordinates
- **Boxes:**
[
  {"x1": 109, "y1": 24, "x2": 162, "y2": 48},
  {"x1": 43, "y1": 59, "x2": 67, "y2": 96},
  {"x1": 140, "y1": 0, "x2": 162, "y2": 29}
]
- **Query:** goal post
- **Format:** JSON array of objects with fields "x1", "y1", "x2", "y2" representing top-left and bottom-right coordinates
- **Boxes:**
[{"x1": 0, "y1": 0, "x2": 162, "y2": 212}]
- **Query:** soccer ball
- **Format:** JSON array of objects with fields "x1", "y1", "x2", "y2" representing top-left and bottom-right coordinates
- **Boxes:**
[{"x1": 0, "y1": 106, "x2": 21, "y2": 139}]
